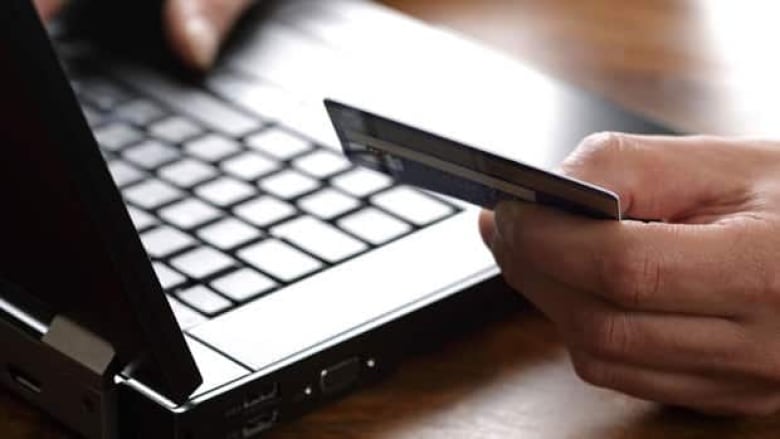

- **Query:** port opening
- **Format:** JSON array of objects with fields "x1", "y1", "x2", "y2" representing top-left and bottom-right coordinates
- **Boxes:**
[
  {"x1": 320, "y1": 357, "x2": 360, "y2": 395},
  {"x1": 242, "y1": 410, "x2": 278, "y2": 438},
  {"x1": 8, "y1": 366, "x2": 42, "y2": 394},
  {"x1": 244, "y1": 382, "x2": 279, "y2": 409}
]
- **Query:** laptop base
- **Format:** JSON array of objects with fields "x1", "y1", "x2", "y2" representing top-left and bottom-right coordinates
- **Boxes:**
[{"x1": 118, "y1": 277, "x2": 517, "y2": 439}]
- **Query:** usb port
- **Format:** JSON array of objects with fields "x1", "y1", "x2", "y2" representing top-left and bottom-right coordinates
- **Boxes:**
[
  {"x1": 242, "y1": 410, "x2": 278, "y2": 438},
  {"x1": 244, "y1": 382, "x2": 279, "y2": 409}
]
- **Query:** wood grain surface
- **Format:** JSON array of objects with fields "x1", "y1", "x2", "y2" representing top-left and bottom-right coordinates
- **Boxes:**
[{"x1": 5, "y1": 1, "x2": 780, "y2": 438}]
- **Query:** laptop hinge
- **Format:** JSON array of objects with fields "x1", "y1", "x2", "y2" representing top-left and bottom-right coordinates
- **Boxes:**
[{"x1": 0, "y1": 313, "x2": 118, "y2": 439}]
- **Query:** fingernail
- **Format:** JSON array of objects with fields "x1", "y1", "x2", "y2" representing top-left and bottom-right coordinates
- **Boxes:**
[{"x1": 183, "y1": 14, "x2": 218, "y2": 70}]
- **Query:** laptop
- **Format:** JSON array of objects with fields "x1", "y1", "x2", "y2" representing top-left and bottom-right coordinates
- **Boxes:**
[{"x1": 0, "y1": 0, "x2": 673, "y2": 437}]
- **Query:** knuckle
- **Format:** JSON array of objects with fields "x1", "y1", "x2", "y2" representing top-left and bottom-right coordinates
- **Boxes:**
[
  {"x1": 563, "y1": 132, "x2": 629, "y2": 176},
  {"x1": 579, "y1": 132, "x2": 628, "y2": 158},
  {"x1": 571, "y1": 311, "x2": 633, "y2": 360},
  {"x1": 598, "y1": 241, "x2": 661, "y2": 309}
]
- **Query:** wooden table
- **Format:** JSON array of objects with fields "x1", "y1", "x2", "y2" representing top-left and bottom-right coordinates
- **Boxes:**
[{"x1": 5, "y1": 1, "x2": 780, "y2": 437}]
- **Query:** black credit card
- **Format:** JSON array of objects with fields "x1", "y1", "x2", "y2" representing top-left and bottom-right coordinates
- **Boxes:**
[{"x1": 325, "y1": 100, "x2": 621, "y2": 220}]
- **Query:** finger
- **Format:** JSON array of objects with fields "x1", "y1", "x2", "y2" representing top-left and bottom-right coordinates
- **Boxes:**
[
  {"x1": 562, "y1": 133, "x2": 761, "y2": 222},
  {"x1": 493, "y1": 201, "x2": 755, "y2": 316},
  {"x1": 478, "y1": 209, "x2": 496, "y2": 248},
  {"x1": 499, "y1": 268, "x2": 749, "y2": 374},
  {"x1": 165, "y1": 0, "x2": 254, "y2": 70},
  {"x1": 33, "y1": 0, "x2": 65, "y2": 22},
  {"x1": 570, "y1": 349, "x2": 780, "y2": 416}
]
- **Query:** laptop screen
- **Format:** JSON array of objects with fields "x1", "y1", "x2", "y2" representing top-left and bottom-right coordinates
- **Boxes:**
[{"x1": 0, "y1": 0, "x2": 201, "y2": 403}]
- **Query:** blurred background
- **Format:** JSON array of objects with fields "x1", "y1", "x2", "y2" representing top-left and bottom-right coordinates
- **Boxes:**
[{"x1": 383, "y1": 0, "x2": 780, "y2": 137}]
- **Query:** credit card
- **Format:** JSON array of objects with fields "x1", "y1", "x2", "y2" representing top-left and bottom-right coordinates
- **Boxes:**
[{"x1": 325, "y1": 100, "x2": 621, "y2": 220}]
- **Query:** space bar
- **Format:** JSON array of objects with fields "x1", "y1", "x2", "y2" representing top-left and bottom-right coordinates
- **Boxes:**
[{"x1": 110, "y1": 65, "x2": 262, "y2": 137}]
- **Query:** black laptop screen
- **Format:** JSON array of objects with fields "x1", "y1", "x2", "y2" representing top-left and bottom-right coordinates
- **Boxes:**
[{"x1": 0, "y1": 0, "x2": 201, "y2": 402}]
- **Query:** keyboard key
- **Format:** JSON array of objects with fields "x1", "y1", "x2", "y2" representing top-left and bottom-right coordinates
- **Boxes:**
[
  {"x1": 159, "y1": 159, "x2": 218, "y2": 188},
  {"x1": 78, "y1": 79, "x2": 128, "y2": 111},
  {"x1": 338, "y1": 208, "x2": 412, "y2": 245},
  {"x1": 272, "y1": 217, "x2": 367, "y2": 263},
  {"x1": 238, "y1": 239, "x2": 323, "y2": 282},
  {"x1": 123, "y1": 140, "x2": 181, "y2": 169},
  {"x1": 171, "y1": 247, "x2": 236, "y2": 279},
  {"x1": 94, "y1": 123, "x2": 144, "y2": 151},
  {"x1": 298, "y1": 188, "x2": 360, "y2": 220},
  {"x1": 177, "y1": 286, "x2": 232, "y2": 315},
  {"x1": 211, "y1": 269, "x2": 277, "y2": 302},
  {"x1": 152, "y1": 262, "x2": 187, "y2": 290},
  {"x1": 159, "y1": 199, "x2": 222, "y2": 229},
  {"x1": 126, "y1": 205, "x2": 158, "y2": 231},
  {"x1": 107, "y1": 161, "x2": 144, "y2": 187},
  {"x1": 371, "y1": 187, "x2": 453, "y2": 226},
  {"x1": 195, "y1": 177, "x2": 256, "y2": 207},
  {"x1": 332, "y1": 168, "x2": 393, "y2": 198},
  {"x1": 149, "y1": 116, "x2": 204, "y2": 144},
  {"x1": 245, "y1": 129, "x2": 312, "y2": 160},
  {"x1": 123, "y1": 179, "x2": 182, "y2": 209},
  {"x1": 114, "y1": 99, "x2": 165, "y2": 126},
  {"x1": 260, "y1": 170, "x2": 319, "y2": 199},
  {"x1": 293, "y1": 150, "x2": 351, "y2": 178},
  {"x1": 221, "y1": 152, "x2": 280, "y2": 181},
  {"x1": 141, "y1": 226, "x2": 196, "y2": 258},
  {"x1": 235, "y1": 196, "x2": 296, "y2": 228},
  {"x1": 197, "y1": 218, "x2": 261, "y2": 250},
  {"x1": 81, "y1": 105, "x2": 105, "y2": 127},
  {"x1": 167, "y1": 296, "x2": 207, "y2": 329},
  {"x1": 112, "y1": 66, "x2": 261, "y2": 137},
  {"x1": 184, "y1": 134, "x2": 242, "y2": 162}
]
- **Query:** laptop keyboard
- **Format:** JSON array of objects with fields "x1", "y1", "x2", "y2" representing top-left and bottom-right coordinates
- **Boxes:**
[{"x1": 64, "y1": 57, "x2": 461, "y2": 326}]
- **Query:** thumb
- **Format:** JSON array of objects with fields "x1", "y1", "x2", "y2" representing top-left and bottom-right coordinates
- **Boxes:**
[
  {"x1": 561, "y1": 133, "x2": 754, "y2": 222},
  {"x1": 165, "y1": 0, "x2": 254, "y2": 71}
]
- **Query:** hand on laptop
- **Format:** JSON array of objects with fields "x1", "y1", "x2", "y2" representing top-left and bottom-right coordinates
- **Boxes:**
[
  {"x1": 33, "y1": 0, "x2": 253, "y2": 70},
  {"x1": 479, "y1": 133, "x2": 780, "y2": 416}
]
